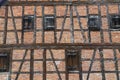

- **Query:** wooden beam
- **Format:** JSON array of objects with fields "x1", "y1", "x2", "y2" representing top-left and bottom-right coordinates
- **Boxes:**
[
  {"x1": 30, "y1": 49, "x2": 34, "y2": 80},
  {"x1": 5, "y1": 1, "x2": 120, "y2": 6},
  {"x1": 43, "y1": 49, "x2": 46, "y2": 80},
  {"x1": 0, "y1": 43, "x2": 120, "y2": 49}
]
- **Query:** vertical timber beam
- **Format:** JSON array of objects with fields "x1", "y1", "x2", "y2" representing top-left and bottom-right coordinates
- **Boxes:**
[
  {"x1": 8, "y1": 50, "x2": 13, "y2": 80},
  {"x1": 21, "y1": 5, "x2": 25, "y2": 44},
  {"x1": 43, "y1": 49, "x2": 46, "y2": 80},
  {"x1": 54, "y1": 5, "x2": 57, "y2": 43},
  {"x1": 33, "y1": 6, "x2": 37, "y2": 43},
  {"x1": 65, "y1": 50, "x2": 69, "y2": 80},
  {"x1": 86, "y1": 5, "x2": 91, "y2": 43},
  {"x1": 79, "y1": 49, "x2": 83, "y2": 80},
  {"x1": 3, "y1": 6, "x2": 8, "y2": 44},
  {"x1": 30, "y1": 49, "x2": 34, "y2": 80},
  {"x1": 42, "y1": 6, "x2": 45, "y2": 43},
  {"x1": 99, "y1": 49, "x2": 106, "y2": 80},
  {"x1": 98, "y1": 4, "x2": 104, "y2": 43},
  {"x1": 70, "y1": 5, "x2": 74, "y2": 43}
]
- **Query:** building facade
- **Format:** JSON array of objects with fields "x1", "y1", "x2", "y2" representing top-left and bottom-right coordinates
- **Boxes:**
[{"x1": 0, "y1": 0, "x2": 120, "y2": 80}]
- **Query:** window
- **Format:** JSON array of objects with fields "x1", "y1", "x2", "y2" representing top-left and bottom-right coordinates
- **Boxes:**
[
  {"x1": 0, "y1": 0, "x2": 8, "y2": 6},
  {"x1": 0, "y1": 51, "x2": 10, "y2": 72},
  {"x1": 22, "y1": 15, "x2": 34, "y2": 30},
  {"x1": 43, "y1": 15, "x2": 55, "y2": 31},
  {"x1": 66, "y1": 50, "x2": 79, "y2": 71},
  {"x1": 110, "y1": 14, "x2": 120, "y2": 29},
  {"x1": 88, "y1": 15, "x2": 101, "y2": 31}
]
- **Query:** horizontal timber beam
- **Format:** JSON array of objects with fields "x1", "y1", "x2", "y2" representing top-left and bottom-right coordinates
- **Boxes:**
[
  {"x1": 0, "y1": 43, "x2": 120, "y2": 49},
  {"x1": 6, "y1": 1, "x2": 120, "y2": 6}
]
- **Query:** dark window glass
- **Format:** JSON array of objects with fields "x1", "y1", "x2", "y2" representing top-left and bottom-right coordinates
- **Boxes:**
[
  {"x1": 110, "y1": 14, "x2": 120, "y2": 29},
  {"x1": 88, "y1": 15, "x2": 100, "y2": 31},
  {"x1": 0, "y1": 0, "x2": 8, "y2": 6},
  {"x1": 22, "y1": 15, "x2": 34, "y2": 30},
  {"x1": 66, "y1": 50, "x2": 79, "y2": 71},
  {"x1": 43, "y1": 15, "x2": 55, "y2": 31},
  {"x1": 0, "y1": 52, "x2": 9, "y2": 72}
]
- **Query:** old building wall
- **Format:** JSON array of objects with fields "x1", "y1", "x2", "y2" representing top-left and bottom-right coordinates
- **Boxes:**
[{"x1": 0, "y1": 1, "x2": 120, "y2": 80}]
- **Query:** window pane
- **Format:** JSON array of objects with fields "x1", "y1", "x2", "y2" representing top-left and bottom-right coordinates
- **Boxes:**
[
  {"x1": 22, "y1": 15, "x2": 34, "y2": 30},
  {"x1": 44, "y1": 15, "x2": 55, "y2": 31}
]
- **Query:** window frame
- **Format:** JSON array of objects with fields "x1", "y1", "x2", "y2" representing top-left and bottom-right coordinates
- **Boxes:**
[
  {"x1": 110, "y1": 14, "x2": 120, "y2": 30},
  {"x1": 43, "y1": 15, "x2": 56, "y2": 31},
  {"x1": 0, "y1": 50, "x2": 12, "y2": 72},
  {"x1": 22, "y1": 15, "x2": 34, "y2": 31},
  {"x1": 65, "y1": 49, "x2": 79, "y2": 72},
  {"x1": 88, "y1": 14, "x2": 101, "y2": 31}
]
